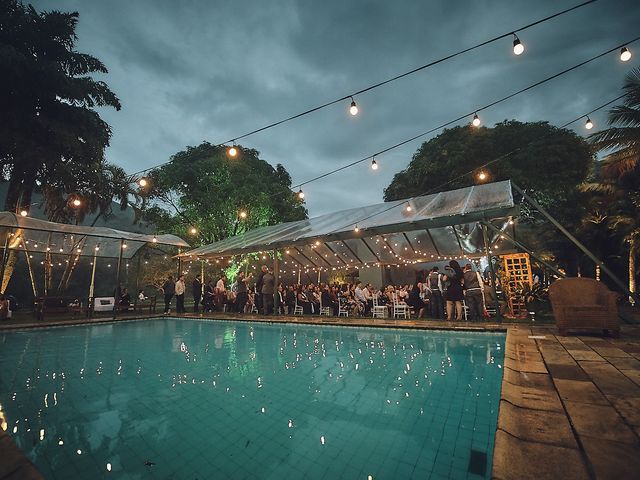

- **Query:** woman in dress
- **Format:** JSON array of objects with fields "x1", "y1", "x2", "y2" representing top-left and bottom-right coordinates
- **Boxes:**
[{"x1": 444, "y1": 260, "x2": 465, "y2": 321}]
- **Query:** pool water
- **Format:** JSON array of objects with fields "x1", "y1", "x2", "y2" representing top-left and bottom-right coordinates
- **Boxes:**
[{"x1": 0, "y1": 319, "x2": 505, "y2": 479}]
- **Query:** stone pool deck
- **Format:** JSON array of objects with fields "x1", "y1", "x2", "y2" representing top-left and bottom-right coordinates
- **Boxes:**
[{"x1": 1, "y1": 312, "x2": 639, "y2": 479}]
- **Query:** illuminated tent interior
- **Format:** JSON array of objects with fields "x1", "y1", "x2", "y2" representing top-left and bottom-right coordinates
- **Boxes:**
[
  {"x1": 181, "y1": 180, "x2": 519, "y2": 271},
  {"x1": 0, "y1": 212, "x2": 190, "y2": 259}
]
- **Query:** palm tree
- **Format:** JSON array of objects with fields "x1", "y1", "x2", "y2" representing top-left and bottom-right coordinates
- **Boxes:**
[{"x1": 587, "y1": 67, "x2": 640, "y2": 304}]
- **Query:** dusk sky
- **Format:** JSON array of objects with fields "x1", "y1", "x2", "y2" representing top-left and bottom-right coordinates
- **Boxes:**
[{"x1": 33, "y1": 0, "x2": 640, "y2": 216}]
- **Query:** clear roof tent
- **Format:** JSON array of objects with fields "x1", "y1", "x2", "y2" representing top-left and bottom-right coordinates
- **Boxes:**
[
  {"x1": 182, "y1": 180, "x2": 518, "y2": 266},
  {"x1": 0, "y1": 212, "x2": 189, "y2": 258}
]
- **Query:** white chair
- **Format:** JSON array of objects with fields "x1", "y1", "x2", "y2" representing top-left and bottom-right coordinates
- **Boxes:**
[
  {"x1": 319, "y1": 298, "x2": 331, "y2": 316},
  {"x1": 94, "y1": 297, "x2": 115, "y2": 312},
  {"x1": 338, "y1": 301, "x2": 350, "y2": 317},
  {"x1": 392, "y1": 293, "x2": 410, "y2": 319},
  {"x1": 293, "y1": 301, "x2": 304, "y2": 316},
  {"x1": 372, "y1": 295, "x2": 386, "y2": 319}
]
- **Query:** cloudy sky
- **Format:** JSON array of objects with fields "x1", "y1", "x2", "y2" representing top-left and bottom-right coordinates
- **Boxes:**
[{"x1": 33, "y1": 0, "x2": 640, "y2": 216}]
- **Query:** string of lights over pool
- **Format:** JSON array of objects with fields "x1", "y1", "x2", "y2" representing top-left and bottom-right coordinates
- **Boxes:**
[
  {"x1": 131, "y1": 0, "x2": 598, "y2": 177},
  {"x1": 289, "y1": 37, "x2": 638, "y2": 197}
]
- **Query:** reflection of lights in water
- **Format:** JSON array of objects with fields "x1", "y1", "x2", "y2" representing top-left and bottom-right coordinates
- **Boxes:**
[
  {"x1": 77, "y1": 449, "x2": 82, "y2": 455},
  {"x1": 39, "y1": 429, "x2": 45, "y2": 441},
  {"x1": 288, "y1": 419, "x2": 293, "y2": 428},
  {"x1": 320, "y1": 435, "x2": 325, "y2": 445},
  {"x1": 106, "y1": 463, "x2": 112, "y2": 471},
  {"x1": 261, "y1": 407, "x2": 266, "y2": 413}
]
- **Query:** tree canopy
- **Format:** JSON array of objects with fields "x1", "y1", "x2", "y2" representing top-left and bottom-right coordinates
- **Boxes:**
[
  {"x1": 142, "y1": 143, "x2": 308, "y2": 245},
  {"x1": 0, "y1": 0, "x2": 120, "y2": 212}
]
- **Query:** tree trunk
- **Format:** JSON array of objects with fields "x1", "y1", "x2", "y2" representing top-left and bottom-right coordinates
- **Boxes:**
[{"x1": 630, "y1": 236, "x2": 637, "y2": 306}]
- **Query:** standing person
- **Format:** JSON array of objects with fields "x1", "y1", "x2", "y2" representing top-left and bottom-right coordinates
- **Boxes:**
[
  {"x1": 215, "y1": 275, "x2": 226, "y2": 311},
  {"x1": 163, "y1": 275, "x2": 175, "y2": 314},
  {"x1": 236, "y1": 271, "x2": 252, "y2": 313},
  {"x1": 192, "y1": 274, "x2": 202, "y2": 313},
  {"x1": 261, "y1": 266, "x2": 275, "y2": 315},
  {"x1": 175, "y1": 274, "x2": 186, "y2": 313},
  {"x1": 463, "y1": 264, "x2": 485, "y2": 321},
  {"x1": 427, "y1": 267, "x2": 445, "y2": 319},
  {"x1": 354, "y1": 282, "x2": 369, "y2": 316},
  {"x1": 255, "y1": 265, "x2": 267, "y2": 313},
  {"x1": 444, "y1": 261, "x2": 464, "y2": 321}
]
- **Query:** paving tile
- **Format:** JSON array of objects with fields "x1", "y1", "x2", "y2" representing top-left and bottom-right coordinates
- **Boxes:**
[
  {"x1": 503, "y1": 355, "x2": 548, "y2": 374},
  {"x1": 501, "y1": 383, "x2": 563, "y2": 412},
  {"x1": 607, "y1": 396, "x2": 640, "y2": 427},
  {"x1": 620, "y1": 369, "x2": 640, "y2": 387},
  {"x1": 566, "y1": 349, "x2": 605, "y2": 362},
  {"x1": 496, "y1": 400, "x2": 578, "y2": 449},
  {"x1": 579, "y1": 361, "x2": 640, "y2": 397},
  {"x1": 580, "y1": 436, "x2": 640, "y2": 480},
  {"x1": 502, "y1": 366, "x2": 554, "y2": 390},
  {"x1": 553, "y1": 378, "x2": 609, "y2": 406},
  {"x1": 564, "y1": 401, "x2": 638, "y2": 444},
  {"x1": 545, "y1": 363, "x2": 590, "y2": 381},
  {"x1": 491, "y1": 430, "x2": 589, "y2": 480},
  {"x1": 589, "y1": 346, "x2": 632, "y2": 358},
  {"x1": 604, "y1": 356, "x2": 640, "y2": 371}
]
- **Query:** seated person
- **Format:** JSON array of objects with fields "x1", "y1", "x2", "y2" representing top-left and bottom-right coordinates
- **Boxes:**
[
  {"x1": 0, "y1": 295, "x2": 9, "y2": 320},
  {"x1": 138, "y1": 289, "x2": 148, "y2": 302},
  {"x1": 407, "y1": 283, "x2": 427, "y2": 318},
  {"x1": 297, "y1": 287, "x2": 312, "y2": 314},
  {"x1": 119, "y1": 288, "x2": 131, "y2": 310}
]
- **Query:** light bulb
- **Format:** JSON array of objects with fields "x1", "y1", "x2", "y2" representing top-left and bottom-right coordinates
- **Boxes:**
[
  {"x1": 349, "y1": 98, "x2": 358, "y2": 116},
  {"x1": 585, "y1": 117, "x2": 594, "y2": 130},
  {"x1": 20, "y1": 210, "x2": 28, "y2": 217},
  {"x1": 228, "y1": 146, "x2": 238, "y2": 157},
  {"x1": 620, "y1": 47, "x2": 631, "y2": 62},
  {"x1": 239, "y1": 210, "x2": 247, "y2": 219},
  {"x1": 122, "y1": 243, "x2": 127, "y2": 249},
  {"x1": 354, "y1": 225, "x2": 360, "y2": 232},
  {"x1": 297, "y1": 189, "x2": 305, "y2": 199},
  {"x1": 72, "y1": 198, "x2": 81, "y2": 207},
  {"x1": 139, "y1": 178, "x2": 148, "y2": 188},
  {"x1": 472, "y1": 113, "x2": 481, "y2": 127},
  {"x1": 405, "y1": 203, "x2": 412, "y2": 212},
  {"x1": 371, "y1": 159, "x2": 378, "y2": 170},
  {"x1": 478, "y1": 171, "x2": 487, "y2": 181},
  {"x1": 190, "y1": 227, "x2": 197, "y2": 235},
  {"x1": 512, "y1": 34, "x2": 524, "y2": 55},
  {"x1": 152, "y1": 235, "x2": 157, "y2": 243}
]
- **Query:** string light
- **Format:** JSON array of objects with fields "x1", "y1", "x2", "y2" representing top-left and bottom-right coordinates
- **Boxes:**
[
  {"x1": 349, "y1": 97, "x2": 359, "y2": 116},
  {"x1": 190, "y1": 227, "x2": 198, "y2": 235},
  {"x1": 478, "y1": 171, "x2": 488, "y2": 181},
  {"x1": 405, "y1": 203, "x2": 412, "y2": 212},
  {"x1": 371, "y1": 158, "x2": 378, "y2": 170},
  {"x1": 297, "y1": 189, "x2": 305, "y2": 200},
  {"x1": 512, "y1": 33, "x2": 524, "y2": 55},
  {"x1": 19, "y1": 210, "x2": 27, "y2": 217},
  {"x1": 585, "y1": 116, "x2": 594, "y2": 130},
  {"x1": 72, "y1": 198, "x2": 81, "y2": 207},
  {"x1": 152, "y1": 235, "x2": 158, "y2": 243},
  {"x1": 354, "y1": 225, "x2": 360, "y2": 232},
  {"x1": 239, "y1": 210, "x2": 247, "y2": 219},
  {"x1": 227, "y1": 145, "x2": 238, "y2": 157},
  {"x1": 620, "y1": 47, "x2": 632, "y2": 62},
  {"x1": 138, "y1": 177, "x2": 148, "y2": 188},
  {"x1": 472, "y1": 113, "x2": 481, "y2": 127}
]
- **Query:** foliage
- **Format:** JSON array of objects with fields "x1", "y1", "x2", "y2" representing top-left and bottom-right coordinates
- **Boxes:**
[
  {"x1": 142, "y1": 143, "x2": 308, "y2": 245},
  {"x1": 0, "y1": 0, "x2": 121, "y2": 213}
]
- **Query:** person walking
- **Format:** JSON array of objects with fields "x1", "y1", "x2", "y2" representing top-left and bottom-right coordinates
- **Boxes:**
[
  {"x1": 175, "y1": 274, "x2": 186, "y2": 313},
  {"x1": 192, "y1": 274, "x2": 202, "y2": 313},
  {"x1": 463, "y1": 264, "x2": 484, "y2": 321},
  {"x1": 444, "y1": 261, "x2": 464, "y2": 321},
  {"x1": 235, "y1": 271, "x2": 252, "y2": 313},
  {"x1": 261, "y1": 266, "x2": 275, "y2": 315},
  {"x1": 163, "y1": 275, "x2": 175, "y2": 314}
]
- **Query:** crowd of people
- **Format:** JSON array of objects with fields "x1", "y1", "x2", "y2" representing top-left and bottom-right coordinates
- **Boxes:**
[{"x1": 150, "y1": 260, "x2": 506, "y2": 321}]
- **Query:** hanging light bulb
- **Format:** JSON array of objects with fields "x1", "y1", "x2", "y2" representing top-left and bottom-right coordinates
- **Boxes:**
[
  {"x1": 72, "y1": 198, "x2": 81, "y2": 207},
  {"x1": 585, "y1": 117, "x2": 594, "y2": 130},
  {"x1": 472, "y1": 113, "x2": 481, "y2": 127},
  {"x1": 349, "y1": 97, "x2": 358, "y2": 116},
  {"x1": 19, "y1": 210, "x2": 28, "y2": 217},
  {"x1": 512, "y1": 33, "x2": 524, "y2": 55},
  {"x1": 297, "y1": 189, "x2": 305, "y2": 200},
  {"x1": 138, "y1": 177, "x2": 148, "y2": 188},
  {"x1": 620, "y1": 47, "x2": 632, "y2": 62},
  {"x1": 478, "y1": 171, "x2": 488, "y2": 181},
  {"x1": 354, "y1": 225, "x2": 360, "y2": 232},
  {"x1": 405, "y1": 203, "x2": 412, "y2": 212},
  {"x1": 239, "y1": 210, "x2": 247, "y2": 219},
  {"x1": 122, "y1": 243, "x2": 128, "y2": 249},
  {"x1": 152, "y1": 235, "x2": 158, "y2": 243},
  {"x1": 227, "y1": 145, "x2": 238, "y2": 157},
  {"x1": 371, "y1": 158, "x2": 378, "y2": 170},
  {"x1": 190, "y1": 227, "x2": 198, "y2": 235}
]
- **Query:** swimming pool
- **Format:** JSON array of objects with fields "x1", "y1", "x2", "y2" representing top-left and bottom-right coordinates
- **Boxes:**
[{"x1": 0, "y1": 319, "x2": 504, "y2": 479}]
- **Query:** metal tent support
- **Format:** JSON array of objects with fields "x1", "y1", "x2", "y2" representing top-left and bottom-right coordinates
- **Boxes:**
[
  {"x1": 512, "y1": 183, "x2": 639, "y2": 303},
  {"x1": 273, "y1": 249, "x2": 279, "y2": 314},
  {"x1": 113, "y1": 238, "x2": 124, "y2": 320}
]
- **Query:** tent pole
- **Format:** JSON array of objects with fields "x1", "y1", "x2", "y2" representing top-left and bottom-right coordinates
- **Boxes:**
[
  {"x1": 23, "y1": 247, "x2": 37, "y2": 298},
  {"x1": 113, "y1": 239, "x2": 124, "y2": 320},
  {"x1": 297, "y1": 269, "x2": 301, "y2": 285},
  {"x1": 89, "y1": 247, "x2": 98, "y2": 300},
  {"x1": 317, "y1": 269, "x2": 321, "y2": 284},
  {"x1": 512, "y1": 183, "x2": 638, "y2": 303},
  {"x1": 482, "y1": 221, "x2": 566, "y2": 279},
  {"x1": 273, "y1": 249, "x2": 279, "y2": 315},
  {"x1": 482, "y1": 223, "x2": 502, "y2": 323},
  {"x1": 0, "y1": 231, "x2": 10, "y2": 294}
]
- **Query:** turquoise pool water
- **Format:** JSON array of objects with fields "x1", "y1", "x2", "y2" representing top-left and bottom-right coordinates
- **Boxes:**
[{"x1": 0, "y1": 319, "x2": 504, "y2": 479}]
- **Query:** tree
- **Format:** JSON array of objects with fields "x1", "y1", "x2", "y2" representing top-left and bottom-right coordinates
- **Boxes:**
[
  {"x1": 585, "y1": 67, "x2": 640, "y2": 302},
  {"x1": 383, "y1": 120, "x2": 594, "y2": 273},
  {"x1": 0, "y1": 0, "x2": 121, "y2": 212},
  {"x1": 143, "y1": 143, "x2": 308, "y2": 246}
]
